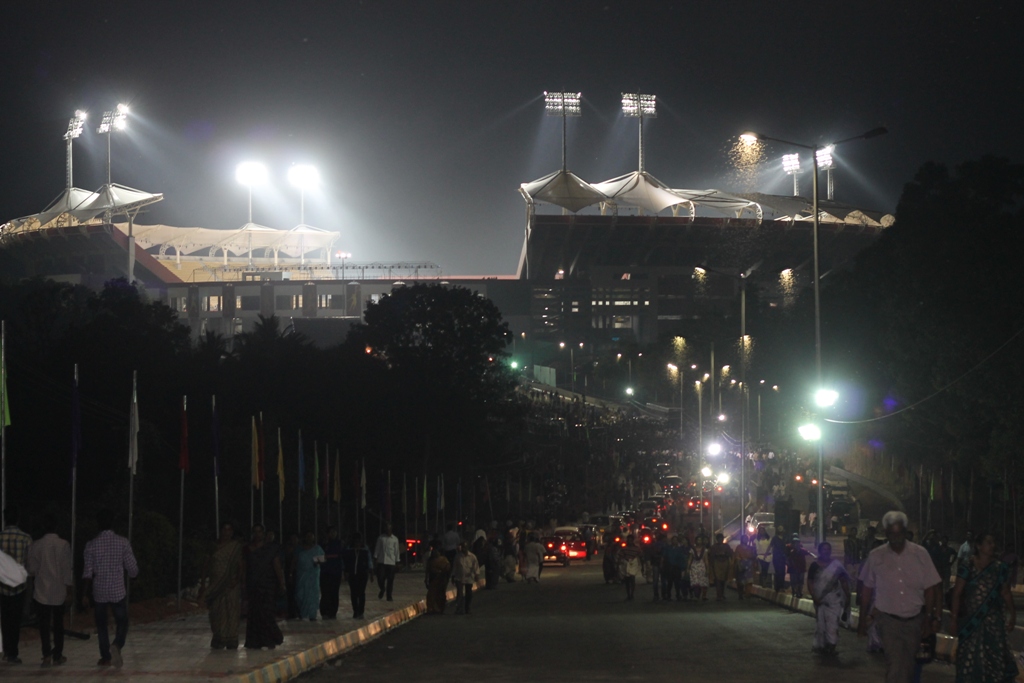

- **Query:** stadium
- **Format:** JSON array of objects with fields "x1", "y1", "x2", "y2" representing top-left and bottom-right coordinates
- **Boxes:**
[{"x1": 0, "y1": 97, "x2": 893, "y2": 351}]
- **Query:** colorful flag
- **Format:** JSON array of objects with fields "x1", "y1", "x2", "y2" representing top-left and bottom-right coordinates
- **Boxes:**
[
  {"x1": 251, "y1": 417, "x2": 259, "y2": 488},
  {"x1": 332, "y1": 452, "x2": 341, "y2": 503},
  {"x1": 211, "y1": 396, "x2": 220, "y2": 478},
  {"x1": 360, "y1": 460, "x2": 366, "y2": 509},
  {"x1": 297, "y1": 430, "x2": 305, "y2": 493},
  {"x1": 277, "y1": 428, "x2": 285, "y2": 502},
  {"x1": 179, "y1": 395, "x2": 189, "y2": 473},
  {"x1": 128, "y1": 374, "x2": 139, "y2": 475},
  {"x1": 313, "y1": 442, "x2": 320, "y2": 500}
]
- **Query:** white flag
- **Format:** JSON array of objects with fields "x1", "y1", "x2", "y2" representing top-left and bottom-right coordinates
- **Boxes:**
[{"x1": 128, "y1": 372, "x2": 139, "y2": 475}]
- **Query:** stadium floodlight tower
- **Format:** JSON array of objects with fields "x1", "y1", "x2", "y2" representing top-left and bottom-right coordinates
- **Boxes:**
[
  {"x1": 235, "y1": 161, "x2": 268, "y2": 225},
  {"x1": 782, "y1": 153, "x2": 801, "y2": 196},
  {"x1": 816, "y1": 145, "x2": 835, "y2": 199},
  {"x1": 544, "y1": 91, "x2": 581, "y2": 171},
  {"x1": 97, "y1": 104, "x2": 129, "y2": 189},
  {"x1": 64, "y1": 110, "x2": 86, "y2": 189},
  {"x1": 621, "y1": 93, "x2": 656, "y2": 172},
  {"x1": 287, "y1": 164, "x2": 320, "y2": 226}
]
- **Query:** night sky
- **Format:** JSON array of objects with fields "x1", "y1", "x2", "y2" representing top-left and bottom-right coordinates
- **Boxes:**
[{"x1": 2, "y1": 1, "x2": 1021, "y2": 275}]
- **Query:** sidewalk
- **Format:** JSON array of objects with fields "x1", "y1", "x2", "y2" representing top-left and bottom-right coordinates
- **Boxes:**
[{"x1": 1, "y1": 569, "x2": 466, "y2": 683}]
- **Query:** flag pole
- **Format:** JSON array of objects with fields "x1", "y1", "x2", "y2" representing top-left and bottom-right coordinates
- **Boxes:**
[
  {"x1": 259, "y1": 412, "x2": 265, "y2": 527},
  {"x1": 177, "y1": 395, "x2": 187, "y2": 610},
  {"x1": 127, "y1": 371, "x2": 138, "y2": 600},
  {"x1": 403, "y1": 472, "x2": 408, "y2": 567},
  {"x1": 277, "y1": 428, "x2": 284, "y2": 539},
  {"x1": 1, "y1": 320, "x2": 7, "y2": 528},
  {"x1": 313, "y1": 442, "x2": 319, "y2": 540},
  {"x1": 325, "y1": 442, "x2": 331, "y2": 528},
  {"x1": 297, "y1": 430, "x2": 302, "y2": 537},
  {"x1": 70, "y1": 363, "x2": 80, "y2": 630},
  {"x1": 250, "y1": 416, "x2": 256, "y2": 531},
  {"x1": 212, "y1": 396, "x2": 220, "y2": 535}
]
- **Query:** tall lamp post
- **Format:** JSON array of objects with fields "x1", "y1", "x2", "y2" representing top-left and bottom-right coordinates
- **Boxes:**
[
  {"x1": 667, "y1": 364, "x2": 683, "y2": 437},
  {"x1": 740, "y1": 127, "x2": 886, "y2": 542},
  {"x1": 98, "y1": 105, "x2": 130, "y2": 276},
  {"x1": 64, "y1": 110, "x2": 86, "y2": 190},
  {"x1": 236, "y1": 162, "x2": 268, "y2": 266},
  {"x1": 287, "y1": 164, "x2": 320, "y2": 227}
]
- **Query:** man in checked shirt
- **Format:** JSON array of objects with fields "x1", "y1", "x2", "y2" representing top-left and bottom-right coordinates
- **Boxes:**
[
  {"x1": 0, "y1": 506, "x2": 32, "y2": 664},
  {"x1": 82, "y1": 509, "x2": 138, "y2": 669}
]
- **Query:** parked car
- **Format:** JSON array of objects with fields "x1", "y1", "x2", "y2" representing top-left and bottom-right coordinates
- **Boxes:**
[{"x1": 745, "y1": 512, "x2": 776, "y2": 536}]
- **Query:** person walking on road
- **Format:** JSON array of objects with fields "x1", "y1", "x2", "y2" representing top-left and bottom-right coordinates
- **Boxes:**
[
  {"x1": 787, "y1": 534, "x2": 809, "y2": 598},
  {"x1": 25, "y1": 514, "x2": 73, "y2": 666},
  {"x1": 808, "y1": 541, "x2": 850, "y2": 655},
  {"x1": 948, "y1": 530, "x2": 1017, "y2": 683},
  {"x1": 294, "y1": 531, "x2": 324, "y2": 620},
  {"x1": 374, "y1": 523, "x2": 400, "y2": 601},
  {"x1": 198, "y1": 522, "x2": 245, "y2": 650},
  {"x1": 857, "y1": 511, "x2": 942, "y2": 683},
  {"x1": 243, "y1": 524, "x2": 286, "y2": 649},
  {"x1": 452, "y1": 542, "x2": 480, "y2": 615},
  {"x1": 0, "y1": 506, "x2": 32, "y2": 664},
  {"x1": 442, "y1": 523, "x2": 460, "y2": 565},
  {"x1": 342, "y1": 533, "x2": 373, "y2": 619},
  {"x1": 319, "y1": 527, "x2": 344, "y2": 620},
  {"x1": 769, "y1": 525, "x2": 788, "y2": 592},
  {"x1": 617, "y1": 535, "x2": 642, "y2": 601},
  {"x1": 688, "y1": 535, "x2": 710, "y2": 600},
  {"x1": 755, "y1": 526, "x2": 772, "y2": 588},
  {"x1": 523, "y1": 533, "x2": 544, "y2": 583},
  {"x1": 82, "y1": 509, "x2": 138, "y2": 668},
  {"x1": 708, "y1": 533, "x2": 734, "y2": 601},
  {"x1": 733, "y1": 535, "x2": 756, "y2": 600},
  {"x1": 425, "y1": 540, "x2": 451, "y2": 614}
]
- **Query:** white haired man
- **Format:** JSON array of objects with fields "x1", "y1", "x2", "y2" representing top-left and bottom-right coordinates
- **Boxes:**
[{"x1": 857, "y1": 511, "x2": 942, "y2": 683}]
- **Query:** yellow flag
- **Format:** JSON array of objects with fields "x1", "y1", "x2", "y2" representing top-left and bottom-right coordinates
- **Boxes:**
[{"x1": 277, "y1": 428, "x2": 285, "y2": 502}]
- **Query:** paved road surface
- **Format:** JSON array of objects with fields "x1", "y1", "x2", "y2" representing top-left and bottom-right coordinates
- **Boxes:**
[{"x1": 306, "y1": 560, "x2": 957, "y2": 683}]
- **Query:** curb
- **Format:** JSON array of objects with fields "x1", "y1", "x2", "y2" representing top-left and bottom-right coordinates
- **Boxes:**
[
  {"x1": 747, "y1": 585, "x2": 1024, "y2": 680},
  {"x1": 234, "y1": 580, "x2": 482, "y2": 683}
]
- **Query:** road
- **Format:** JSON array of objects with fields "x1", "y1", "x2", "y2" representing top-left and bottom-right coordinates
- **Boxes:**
[{"x1": 305, "y1": 560, "x2": 957, "y2": 683}]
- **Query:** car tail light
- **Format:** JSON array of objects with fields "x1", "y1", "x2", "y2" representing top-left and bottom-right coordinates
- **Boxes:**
[
  {"x1": 662, "y1": 524, "x2": 668, "y2": 530},
  {"x1": 547, "y1": 543, "x2": 553, "y2": 548},
  {"x1": 643, "y1": 535, "x2": 651, "y2": 543}
]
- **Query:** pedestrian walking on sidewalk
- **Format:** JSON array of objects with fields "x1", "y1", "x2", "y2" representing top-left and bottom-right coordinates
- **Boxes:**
[
  {"x1": 453, "y1": 542, "x2": 480, "y2": 615},
  {"x1": 319, "y1": 527, "x2": 344, "y2": 619},
  {"x1": 857, "y1": 511, "x2": 942, "y2": 683},
  {"x1": 425, "y1": 540, "x2": 451, "y2": 614},
  {"x1": 374, "y1": 523, "x2": 400, "y2": 601},
  {"x1": 198, "y1": 522, "x2": 244, "y2": 650},
  {"x1": 294, "y1": 531, "x2": 324, "y2": 620},
  {"x1": 26, "y1": 514, "x2": 73, "y2": 667},
  {"x1": 82, "y1": 509, "x2": 138, "y2": 668},
  {"x1": 342, "y1": 533, "x2": 374, "y2": 619},
  {"x1": 948, "y1": 530, "x2": 1017, "y2": 683},
  {"x1": 809, "y1": 542, "x2": 850, "y2": 655},
  {"x1": 0, "y1": 506, "x2": 32, "y2": 664},
  {"x1": 243, "y1": 524, "x2": 285, "y2": 650}
]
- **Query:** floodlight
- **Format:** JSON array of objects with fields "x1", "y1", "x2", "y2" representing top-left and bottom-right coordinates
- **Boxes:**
[
  {"x1": 816, "y1": 145, "x2": 834, "y2": 170},
  {"x1": 718, "y1": 473, "x2": 730, "y2": 485},
  {"x1": 701, "y1": 466, "x2": 713, "y2": 478},
  {"x1": 236, "y1": 161, "x2": 268, "y2": 187},
  {"x1": 621, "y1": 93, "x2": 657, "y2": 118},
  {"x1": 739, "y1": 133, "x2": 759, "y2": 144},
  {"x1": 97, "y1": 104, "x2": 128, "y2": 134},
  {"x1": 707, "y1": 443, "x2": 722, "y2": 456},
  {"x1": 814, "y1": 388, "x2": 839, "y2": 407},
  {"x1": 288, "y1": 164, "x2": 320, "y2": 190},
  {"x1": 798, "y1": 423, "x2": 822, "y2": 441},
  {"x1": 544, "y1": 91, "x2": 581, "y2": 117},
  {"x1": 782, "y1": 153, "x2": 801, "y2": 174},
  {"x1": 65, "y1": 111, "x2": 87, "y2": 140}
]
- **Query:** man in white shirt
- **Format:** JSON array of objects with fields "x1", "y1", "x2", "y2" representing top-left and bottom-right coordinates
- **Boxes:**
[
  {"x1": 26, "y1": 514, "x2": 73, "y2": 666},
  {"x1": 373, "y1": 523, "x2": 400, "y2": 601},
  {"x1": 858, "y1": 511, "x2": 942, "y2": 683}
]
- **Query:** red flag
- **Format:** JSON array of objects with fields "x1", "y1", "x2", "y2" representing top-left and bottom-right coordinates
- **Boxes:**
[
  {"x1": 178, "y1": 395, "x2": 189, "y2": 473},
  {"x1": 257, "y1": 413, "x2": 265, "y2": 483}
]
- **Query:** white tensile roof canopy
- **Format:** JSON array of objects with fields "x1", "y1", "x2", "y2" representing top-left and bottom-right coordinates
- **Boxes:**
[{"x1": 124, "y1": 222, "x2": 340, "y2": 260}]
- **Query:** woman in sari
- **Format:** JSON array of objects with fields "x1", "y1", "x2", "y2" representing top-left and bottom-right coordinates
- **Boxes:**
[
  {"x1": 688, "y1": 535, "x2": 710, "y2": 600},
  {"x1": 199, "y1": 522, "x2": 245, "y2": 649},
  {"x1": 949, "y1": 531, "x2": 1018, "y2": 682},
  {"x1": 808, "y1": 541, "x2": 850, "y2": 655},
  {"x1": 294, "y1": 531, "x2": 325, "y2": 621},
  {"x1": 243, "y1": 524, "x2": 286, "y2": 650},
  {"x1": 425, "y1": 540, "x2": 451, "y2": 614}
]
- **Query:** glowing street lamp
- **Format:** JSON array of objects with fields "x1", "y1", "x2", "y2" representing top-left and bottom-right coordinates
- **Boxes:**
[
  {"x1": 287, "y1": 164, "x2": 320, "y2": 226},
  {"x1": 707, "y1": 443, "x2": 722, "y2": 456},
  {"x1": 701, "y1": 466, "x2": 713, "y2": 478},
  {"x1": 799, "y1": 423, "x2": 822, "y2": 441},
  {"x1": 625, "y1": 387, "x2": 634, "y2": 396},
  {"x1": 717, "y1": 472, "x2": 730, "y2": 485},
  {"x1": 621, "y1": 92, "x2": 657, "y2": 172},
  {"x1": 814, "y1": 388, "x2": 839, "y2": 408},
  {"x1": 544, "y1": 91, "x2": 581, "y2": 171},
  {"x1": 236, "y1": 162, "x2": 268, "y2": 225},
  {"x1": 64, "y1": 110, "x2": 86, "y2": 190}
]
